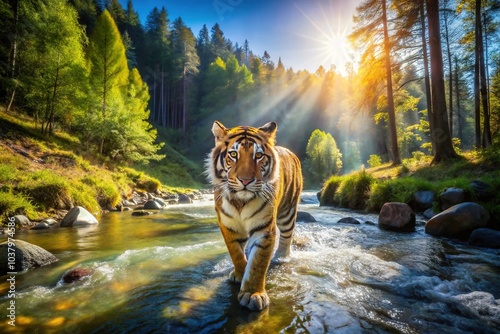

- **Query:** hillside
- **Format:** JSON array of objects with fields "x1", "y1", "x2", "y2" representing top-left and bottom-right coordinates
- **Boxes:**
[{"x1": 0, "y1": 109, "x2": 203, "y2": 223}]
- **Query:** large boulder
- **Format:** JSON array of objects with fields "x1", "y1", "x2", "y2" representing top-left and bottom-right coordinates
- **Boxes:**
[
  {"x1": 440, "y1": 187, "x2": 465, "y2": 210},
  {"x1": 468, "y1": 228, "x2": 500, "y2": 249},
  {"x1": 60, "y1": 206, "x2": 98, "y2": 227},
  {"x1": 425, "y1": 202, "x2": 490, "y2": 240},
  {"x1": 412, "y1": 191, "x2": 435, "y2": 212},
  {"x1": 378, "y1": 202, "x2": 416, "y2": 232},
  {"x1": 0, "y1": 240, "x2": 58, "y2": 275}
]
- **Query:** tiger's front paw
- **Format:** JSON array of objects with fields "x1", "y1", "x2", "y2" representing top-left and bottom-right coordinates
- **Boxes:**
[
  {"x1": 229, "y1": 270, "x2": 243, "y2": 283},
  {"x1": 238, "y1": 290, "x2": 269, "y2": 311}
]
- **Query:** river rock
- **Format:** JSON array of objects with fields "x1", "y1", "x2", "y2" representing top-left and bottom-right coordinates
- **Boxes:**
[
  {"x1": 468, "y1": 228, "x2": 500, "y2": 248},
  {"x1": 337, "y1": 217, "x2": 360, "y2": 225},
  {"x1": 60, "y1": 206, "x2": 98, "y2": 227},
  {"x1": 13, "y1": 215, "x2": 30, "y2": 227},
  {"x1": 31, "y1": 222, "x2": 50, "y2": 230},
  {"x1": 178, "y1": 194, "x2": 193, "y2": 204},
  {"x1": 0, "y1": 239, "x2": 58, "y2": 275},
  {"x1": 423, "y1": 208, "x2": 439, "y2": 219},
  {"x1": 144, "y1": 199, "x2": 162, "y2": 210},
  {"x1": 62, "y1": 267, "x2": 93, "y2": 283},
  {"x1": 470, "y1": 180, "x2": 493, "y2": 201},
  {"x1": 425, "y1": 202, "x2": 490, "y2": 240},
  {"x1": 122, "y1": 199, "x2": 136, "y2": 207},
  {"x1": 296, "y1": 211, "x2": 316, "y2": 223},
  {"x1": 131, "y1": 210, "x2": 155, "y2": 216},
  {"x1": 154, "y1": 198, "x2": 167, "y2": 207},
  {"x1": 412, "y1": 191, "x2": 435, "y2": 212},
  {"x1": 378, "y1": 202, "x2": 415, "y2": 232},
  {"x1": 440, "y1": 187, "x2": 465, "y2": 210}
]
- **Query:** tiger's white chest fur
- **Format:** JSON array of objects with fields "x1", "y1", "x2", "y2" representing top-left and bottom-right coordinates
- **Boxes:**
[{"x1": 219, "y1": 196, "x2": 274, "y2": 234}]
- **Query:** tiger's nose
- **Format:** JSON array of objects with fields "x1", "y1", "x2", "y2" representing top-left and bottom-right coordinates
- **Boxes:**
[{"x1": 239, "y1": 178, "x2": 254, "y2": 186}]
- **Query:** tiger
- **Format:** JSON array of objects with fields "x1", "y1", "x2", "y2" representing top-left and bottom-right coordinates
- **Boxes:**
[{"x1": 206, "y1": 120, "x2": 303, "y2": 311}]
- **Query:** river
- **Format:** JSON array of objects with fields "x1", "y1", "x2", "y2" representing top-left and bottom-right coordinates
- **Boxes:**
[{"x1": 1, "y1": 192, "x2": 499, "y2": 333}]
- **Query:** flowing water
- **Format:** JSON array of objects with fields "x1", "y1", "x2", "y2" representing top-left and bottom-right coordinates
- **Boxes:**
[{"x1": 1, "y1": 192, "x2": 499, "y2": 333}]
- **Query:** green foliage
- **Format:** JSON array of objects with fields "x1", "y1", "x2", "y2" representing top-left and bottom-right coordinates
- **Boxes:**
[
  {"x1": 319, "y1": 175, "x2": 343, "y2": 206},
  {"x1": 17, "y1": 0, "x2": 87, "y2": 135},
  {"x1": 367, "y1": 177, "x2": 433, "y2": 212},
  {"x1": 335, "y1": 171, "x2": 375, "y2": 210},
  {"x1": 305, "y1": 129, "x2": 342, "y2": 185},
  {"x1": 81, "y1": 176, "x2": 121, "y2": 208},
  {"x1": 367, "y1": 154, "x2": 382, "y2": 168},
  {"x1": 0, "y1": 191, "x2": 37, "y2": 222}
]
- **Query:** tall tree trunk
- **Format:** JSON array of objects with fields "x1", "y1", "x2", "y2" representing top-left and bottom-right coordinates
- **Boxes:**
[
  {"x1": 7, "y1": 0, "x2": 19, "y2": 112},
  {"x1": 473, "y1": 0, "x2": 482, "y2": 147},
  {"x1": 420, "y1": 0, "x2": 434, "y2": 153},
  {"x1": 382, "y1": 0, "x2": 401, "y2": 165},
  {"x1": 426, "y1": 0, "x2": 458, "y2": 163},
  {"x1": 443, "y1": 1, "x2": 453, "y2": 137},
  {"x1": 477, "y1": 1, "x2": 491, "y2": 147},
  {"x1": 454, "y1": 56, "x2": 463, "y2": 144}
]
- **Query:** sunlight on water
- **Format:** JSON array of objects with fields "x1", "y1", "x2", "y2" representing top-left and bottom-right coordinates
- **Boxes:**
[{"x1": 1, "y1": 194, "x2": 499, "y2": 333}]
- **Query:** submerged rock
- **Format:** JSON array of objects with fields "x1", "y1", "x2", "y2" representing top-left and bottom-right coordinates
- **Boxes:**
[
  {"x1": 63, "y1": 267, "x2": 93, "y2": 283},
  {"x1": 425, "y1": 202, "x2": 489, "y2": 240},
  {"x1": 468, "y1": 228, "x2": 500, "y2": 249},
  {"x1": 31, "y1": 222, "x2": 50, "y2": 230},
  {"x1": 337, "y1": 217, "x2": 360, "y2": 225},
  {"x1": 296, "y1": 211, "x2": 316, "y2": 223},
  {"x1": 378, "y1": 202, "x2": 415, "y2": 232},
  {"x1": 0, "y1": 239, "x2": 58, "y2": 275},
  {"x1": 144, "y1": 200, "x2": 163, "y2": 210},
  {"x1": 60, "y1": 206, "x2": 98, "y2": 227}
]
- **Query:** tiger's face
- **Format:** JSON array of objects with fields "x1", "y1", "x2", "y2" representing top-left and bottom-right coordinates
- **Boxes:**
[{"x1": 208, "y1": 121, "x2": 279, "y2": 202}]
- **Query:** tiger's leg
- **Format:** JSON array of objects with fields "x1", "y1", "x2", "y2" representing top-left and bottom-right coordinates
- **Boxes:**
[
  {"x1": 218, "y1": 222, "x2": 248, "y2": 283},
  {"x1": 238, "y1": 225, "x2": 276, "y2": 311},
  {"x1": 274, "y1": 200, "x2": 299, "y2": 259}
]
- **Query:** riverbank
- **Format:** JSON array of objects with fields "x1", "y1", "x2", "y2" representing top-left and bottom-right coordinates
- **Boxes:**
[
  {"x1": 0, "y1": 109, "x2": 201, "y2": 226},
  {"x1": 319, "y1": 146, "x2": 500, "y2": 225}
]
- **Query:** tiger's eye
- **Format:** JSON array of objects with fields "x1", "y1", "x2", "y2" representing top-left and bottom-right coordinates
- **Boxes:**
[
  {"x1": 255, "y1": 152, "x2": 263, "y2": 159},
  {"x1": 229, "y1": 151, "x2": 238, "y2": 158}
]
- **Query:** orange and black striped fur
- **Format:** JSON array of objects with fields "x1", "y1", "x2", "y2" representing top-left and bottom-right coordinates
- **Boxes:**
[{"x1": 207, "y1": 121, "x2": 303, "y2": 311}]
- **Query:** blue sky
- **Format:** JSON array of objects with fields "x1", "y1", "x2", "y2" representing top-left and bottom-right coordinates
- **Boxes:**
[{"x1": 119, "y1": 0, "x2": 360, "y2": 73}]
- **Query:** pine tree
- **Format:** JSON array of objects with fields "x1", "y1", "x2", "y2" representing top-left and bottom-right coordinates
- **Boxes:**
[{"x1": 87, "y1": 9, "x2": 129, "y2": 154}]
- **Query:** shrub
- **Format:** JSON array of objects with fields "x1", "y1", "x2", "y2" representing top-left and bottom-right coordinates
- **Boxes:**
[
  {"x1": 320, "y1": 175, "x2": 343, "y2": 206},
  {"x1": 335, "y1": 171, "x2": 375, "y2": 210},
  {"x1": 81, "y1": 176, "x2": 121, "y2": 208},
  {"x1": 367, "y1": 154, "x2": 382, "y2": 168},
  {"x1": 367, "y1": 177, "x2": 434, "y2": 212},
  {"x1": 18, "y1": 170, "x2": 73, "y2": 210}
]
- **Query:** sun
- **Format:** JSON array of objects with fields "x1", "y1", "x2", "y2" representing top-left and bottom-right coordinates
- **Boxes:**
[{"x1": 293, "y1": 3, "x2": 354, "y2": 75}]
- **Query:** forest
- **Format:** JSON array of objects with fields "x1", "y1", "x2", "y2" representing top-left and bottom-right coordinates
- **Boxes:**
[{"x1": 0, "y1": 0, "x2": 499, "y2": 182}]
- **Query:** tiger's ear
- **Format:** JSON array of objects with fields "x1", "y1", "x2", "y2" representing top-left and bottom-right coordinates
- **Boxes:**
[
  {"x1": 259, "y1": 121, "x2": 278, "y2": 144},
  {"x1": 212, "y1": 121, "x2": 227, "y2": 144}
]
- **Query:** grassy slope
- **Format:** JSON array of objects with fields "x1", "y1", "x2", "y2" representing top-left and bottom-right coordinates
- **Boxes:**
[
  {"x1": 0, "y1": 109, "x2": 201, "y2": 223},
  {"x1": 320, "y1": 148, "x2": 500, "y2": 222}
]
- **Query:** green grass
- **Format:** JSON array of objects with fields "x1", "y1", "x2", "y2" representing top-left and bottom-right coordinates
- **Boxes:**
[
  {"x1": 0, "y1": 190, "x2": 38, "y2": 222},
  {"x1": 320, "y1": 144, "x2": 500, "y2": 218},
  {"x1": 0, "y1": 109, "x2": 202, "y2": 224}
]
